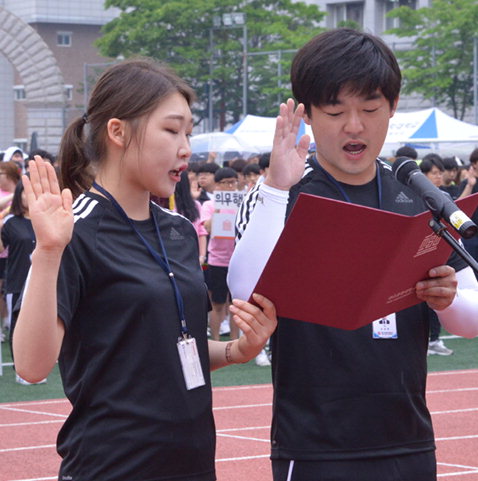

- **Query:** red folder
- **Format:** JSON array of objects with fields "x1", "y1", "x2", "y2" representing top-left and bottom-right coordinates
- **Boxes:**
[{"x1": 252, "y1": 192, "x2": 478, "y2": 330}]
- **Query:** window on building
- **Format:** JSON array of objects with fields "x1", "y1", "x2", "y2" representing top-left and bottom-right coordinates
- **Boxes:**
[
  {"x1": 65, "y1": 85, "x2": 73, "y2": 101},
  {"x1": 385, "y1": 0, "x2": 417, "y2": 30},
  {"x1": 331, "y1": 2, "x2": 364, "y2": 28},
  {"x1": 57, "y1": 31, "x2": 72, "y2": 47},
  {"x1": 13, "y1": 85, "x2": 26, "y2": 101}
]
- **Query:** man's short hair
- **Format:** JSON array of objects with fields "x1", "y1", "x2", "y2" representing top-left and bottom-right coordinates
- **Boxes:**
[
  {"x1": 258, "y1": 153, "x2": 271, "y2": 170},
  {"x1": 291, "y1": 28, "x2": 401, "y2": 116},
  {"x1": 214, "y1": 167, "x2": 238, "y2": 183},
  {"x1": 197, "y1": 162, "x2": 220, "y2": 174},
  {"x1": 396, "y1": 146, "x2": 418, "y2": 160},
  {"x1": 242, "y1": 163, "x2": 260, "y2": 176},
  {"x1": 420, "y1": 153, "x2": 444, "y2": 174},
  {"x1": 442, "y1": 156, "x2": 459, "y2": 171},
  {"x1": 470, "y1": 148, "x2": 478, "y2": 165},
  {"x1": 29, "y1": 149, "x2": 55, "y2": 163}
]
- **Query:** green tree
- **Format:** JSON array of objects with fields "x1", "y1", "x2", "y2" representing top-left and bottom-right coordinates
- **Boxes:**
[
  {"x1": 386, "y1": 0, "x2": 478, "y2": 120},
  {"x1": 97, "y1": 0, "x2": 324, "y2": 129}
]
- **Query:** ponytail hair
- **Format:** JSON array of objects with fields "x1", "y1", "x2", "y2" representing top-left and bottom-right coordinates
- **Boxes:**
[
  {"x1": 58, "y1": 116, "x2": 95, "y2": 199},
  {"x1": 58, "y1": 58, "x2": 195, "y2": 199},
  {"x1": 174, "y1": 171, "x2": 199, "y2": 223}
]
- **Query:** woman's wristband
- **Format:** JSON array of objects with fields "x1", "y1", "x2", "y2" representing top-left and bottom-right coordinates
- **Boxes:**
[{"x1": 225, "y1": 341, "x2": 234, "y2": 363}]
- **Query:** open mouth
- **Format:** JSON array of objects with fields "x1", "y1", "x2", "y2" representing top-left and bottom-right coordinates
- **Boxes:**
[
  {"x1": 343, "y1": 142, "x2": 366, "y2": 155},
  {"x1": 169, "y1": 165, "x2": 187, "y2": 178}
]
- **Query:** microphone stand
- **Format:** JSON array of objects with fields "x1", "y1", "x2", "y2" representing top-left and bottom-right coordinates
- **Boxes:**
[{"x1": 429, "y1": 217, "x2": 478, "y2": 275}]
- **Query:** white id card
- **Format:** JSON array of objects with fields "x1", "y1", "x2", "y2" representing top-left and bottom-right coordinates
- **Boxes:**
[
  {"x1": 177, "y1": 336, "x2": 206, "y2": 390},
  {"x1": 372, "y1": 313, "x2": 398, "y2": 339}
]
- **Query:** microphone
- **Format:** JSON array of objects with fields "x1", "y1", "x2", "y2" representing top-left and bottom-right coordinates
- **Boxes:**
[{"x1": 392, "y1": 157, "x2": 478, "y2": 239}]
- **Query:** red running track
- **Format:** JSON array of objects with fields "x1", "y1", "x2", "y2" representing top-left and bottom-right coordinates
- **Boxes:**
[{"x1": 0, "y1": 370, "x2": 477, "y2": 481}]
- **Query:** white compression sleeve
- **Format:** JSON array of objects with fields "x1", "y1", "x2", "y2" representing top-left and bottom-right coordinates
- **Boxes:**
[
  {"x1": 227, "y1": 184, "x2": 289, "y2": 301},
  {"x1": 436, "y1": 266, "x2": 478, "y2": 338}
]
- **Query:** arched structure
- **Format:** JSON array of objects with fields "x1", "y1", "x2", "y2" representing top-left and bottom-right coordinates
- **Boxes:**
[{"x1": 0, "y1": 7, "x2": 66, "y2": 153}]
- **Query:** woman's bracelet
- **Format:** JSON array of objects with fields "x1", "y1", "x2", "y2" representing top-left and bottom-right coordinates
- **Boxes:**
[{"x1": 225, "y1": 341, "x2": 234, "y2": 364}]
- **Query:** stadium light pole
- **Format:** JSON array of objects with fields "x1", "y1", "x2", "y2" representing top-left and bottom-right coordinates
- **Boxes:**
[{"x1": 208, "y1": 12, "x2": 247, "y2": 131}]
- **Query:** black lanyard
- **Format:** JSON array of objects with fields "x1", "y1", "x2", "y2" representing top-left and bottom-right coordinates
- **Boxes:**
[
  {"x1": 312, "y1": 157, "x2": 383, "y2": 209},
  {"x1": 91, "y1": 182, "x2": 189, "y2": 338}
]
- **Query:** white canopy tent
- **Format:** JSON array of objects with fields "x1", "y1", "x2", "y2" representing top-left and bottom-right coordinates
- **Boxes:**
[
  {"x1": 383, "y1": 108, "x2": 478, "y2": 158},
  {"x1": 206, "y1": 108, "x2": 478, "y2": 159},
  {"x1": 225, "y1": 114, "x2": 312, "y2": 153}
]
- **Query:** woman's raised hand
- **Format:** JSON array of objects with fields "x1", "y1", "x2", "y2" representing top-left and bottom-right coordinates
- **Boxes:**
[{"x1": 23, "y1": 156, "x2": 73, "y2": 253}]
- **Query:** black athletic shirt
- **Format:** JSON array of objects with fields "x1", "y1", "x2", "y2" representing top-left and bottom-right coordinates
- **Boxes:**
[
  {"x1": 56, "y1": 192, "x2": 215, "y2": 481},
  {"x1": 1, "y1": 215, "x2": 35, "y2": 294},
  {"x1": 270, "y1": 160, "x2": 467, "y2": 462}
]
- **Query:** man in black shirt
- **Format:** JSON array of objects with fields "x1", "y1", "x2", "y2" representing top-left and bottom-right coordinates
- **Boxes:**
[{"x1": 229, "y1": 29, "x2": 478, "y2": 481}]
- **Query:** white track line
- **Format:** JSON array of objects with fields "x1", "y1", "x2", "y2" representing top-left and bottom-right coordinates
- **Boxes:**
[
  {"x1": 438, "y1": 471, "x2": 478, "y2": 478},
  {"x1": 428, "y1": 369, "x2": 478, "y2": 377},
  {"x1": 431, "y1": 407, "x2": 478, "y2": 415},
  {"x1": 0, "y1": 406, "x2": 67, "y2": 418},
  {"x1": 0, "y1": 399, "x2": 68, "y2": 408},
  {"x1": 217, "y1": 425, "x2": 270, "y2": 433},
  {"x1": 0, "y1": 444, "x2": 55, "y2": 453},
  {"x1": 436, "y1": 434, "x2": 478, "y2": 441},
  {"x1": 216, "y1": 454, "x2": 269, "y2": 462},
  {"x1": 7, "y1": 478, "x2": 56, "y2": 481},
  {"x1": 439, "y1": 462, "x2": 478, "y2": 470},
  {"x1": 0, "y1": 420, "x2": 63, "y2": 428},
  {"x1": 217, "y1": 432, "x2": 269, "y2": 443},
  {"x1": 428, "y1": 387, "x2": 478, "y2": 394},
  {"x1": 213, "y1": 402, "x2": 272, "y2": 411}
]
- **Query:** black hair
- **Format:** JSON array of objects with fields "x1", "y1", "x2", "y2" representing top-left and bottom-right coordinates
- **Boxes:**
[
  {"x1": 214, "y1": 167, "x2": 238, "y2": 183},
  {"x1": 29, "y1": 149, "x2": 55, "y2": 163},
  {"x1": 242, "y1": 163, "x2": 260, "y2": 176},
  {"x1": 197, "y1": 162, "x2": 220, "y2": 174},
  {"x1": 442, "y1": 156, "x2": 459, "y2": 171},
  {"x1": 470, "y1": 148, "x2": 478, "y2": 165},
  {"x1": 10, "y1": 176, "x2": 27, "y2": 216},
  {"x1": 187, "y1": 162, "x2": 201, "y2": 173},
  {"x1": 396, "y1": 145, "x2": 418, "y2": 160},
  {"x1": 420, "y1": 154, "x2": 444, "y2": 174},
  {"x1": 258, "y1": 153, "x2": 271, "y2": 170},
  {"x1": 174, "y1": 171, "x2": 199, "y2": 223},
  {"x1": 291, "y1": 28, "x2": 401, "y2": 116}
]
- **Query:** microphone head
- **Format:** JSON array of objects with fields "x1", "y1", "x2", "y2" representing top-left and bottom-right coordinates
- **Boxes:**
[{"x1": 392, "y1": 157, "x2": 420, "y2": 185}]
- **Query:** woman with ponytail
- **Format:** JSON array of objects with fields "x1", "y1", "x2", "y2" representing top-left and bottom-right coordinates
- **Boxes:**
[
  {"x1": 12, "y1": 58, "x2": 276, "y2": 481},
  {"x1": 174, "y1": 170, "x2": 207, "y2": 264}
]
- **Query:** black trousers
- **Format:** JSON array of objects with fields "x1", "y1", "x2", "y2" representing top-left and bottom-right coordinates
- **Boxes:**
[
  {"x1": 428, "y1": 307, "x2": 441, "y2": 342},
  {"x1": 272, "y1": 451, "x2": 437, "y2": 481}
]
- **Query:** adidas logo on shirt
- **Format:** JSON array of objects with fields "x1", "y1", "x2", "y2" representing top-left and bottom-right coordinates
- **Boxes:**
[
  {"x1": 395, "y1": 192, "x2": 413, "y2": 203},
  {"x1": 170, "y1": 227, "x2": 184, "y2": 240}
]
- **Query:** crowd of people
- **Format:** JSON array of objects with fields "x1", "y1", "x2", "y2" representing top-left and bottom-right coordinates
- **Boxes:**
[
  {"x1": 0, "y1": 147, "x2": 56, "y2": 383},
  {"x1": 1, "y1": 27, "x2": 478, "y2": 481}
]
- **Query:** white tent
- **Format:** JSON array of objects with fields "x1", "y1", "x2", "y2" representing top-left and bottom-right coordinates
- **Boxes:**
[
  {"x1": 383, "y1": 108, "x2": 478, "y2": 157},
  {"x1": 221, "y1": 109, "x2": 478, "y2": 158},
  {"x1": 226, "y1": 114, "x2": 312, "y2": 153}
]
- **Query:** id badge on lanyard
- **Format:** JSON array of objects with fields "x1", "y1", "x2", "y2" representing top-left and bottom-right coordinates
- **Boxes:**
[
  {"x1": 92, "y1": 182, "x2": 206, "y2": 390},
  {"x1": 177, "y1": 336, "x2": 206, "y2": 390}
]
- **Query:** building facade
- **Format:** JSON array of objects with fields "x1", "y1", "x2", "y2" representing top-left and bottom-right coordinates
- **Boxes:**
[{"x1": 0, "y1": 0, "x2": 119, "y2": 154}]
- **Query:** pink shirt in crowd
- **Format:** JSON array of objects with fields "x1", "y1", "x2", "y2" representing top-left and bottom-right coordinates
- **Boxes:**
[{"x1": 200, "y1": 200, "x2": 235, "y2": 267}]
